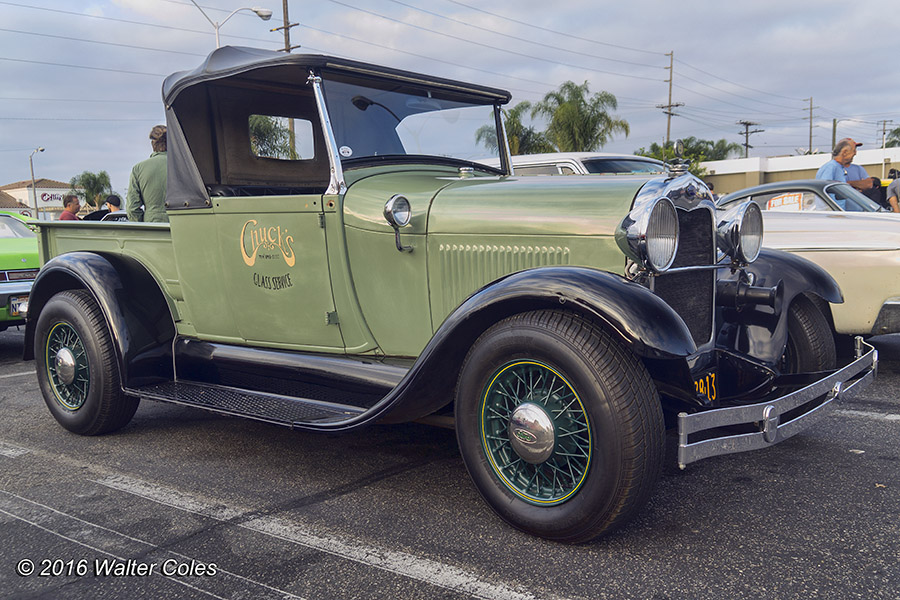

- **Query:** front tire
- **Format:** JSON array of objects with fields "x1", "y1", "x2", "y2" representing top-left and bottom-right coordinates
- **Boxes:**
[
  {"x1": 455, "y1": 310, "x2": 664, "y2": 543},
  {"x1": 35, "y1": 290, "x2": 139, "y2": 435},
  {"x1": 783, "y1": 294, "x2": 836, "y2": 373}
]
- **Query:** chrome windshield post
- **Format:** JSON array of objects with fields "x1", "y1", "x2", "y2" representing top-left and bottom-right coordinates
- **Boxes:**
[{"x1": 308, "y1": 72, "x2": 347, "y2": 196}]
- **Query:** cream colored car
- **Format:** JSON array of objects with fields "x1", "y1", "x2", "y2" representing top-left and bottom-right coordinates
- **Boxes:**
[{"x1": 718, "y1": 181, "x2": 899, "y2": 335}]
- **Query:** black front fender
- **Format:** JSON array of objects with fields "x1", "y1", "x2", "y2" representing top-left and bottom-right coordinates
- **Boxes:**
[
  {"x1": 376, "y1": 266, "x2": 696, "y2": 424},
  {"x1": 24, "y1": 252, "x2": 175, "y2": 386},
  {"x1": 718, "y1": 248, "x2": 843, "y2": 366}
]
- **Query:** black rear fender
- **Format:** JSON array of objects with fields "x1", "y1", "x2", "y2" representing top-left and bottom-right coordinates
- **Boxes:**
[{"x1": 24, "y1": 252, "x2": 175, "y2": 386}]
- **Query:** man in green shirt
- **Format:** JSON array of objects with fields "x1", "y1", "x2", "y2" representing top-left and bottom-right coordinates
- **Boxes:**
[{"x1": 127, "y1": 125, "x2": 168, "y2": 223}]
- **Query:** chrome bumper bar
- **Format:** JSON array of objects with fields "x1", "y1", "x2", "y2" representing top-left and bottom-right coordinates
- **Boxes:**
[{"x1": 677, "y1": 337, "x2": 877, "y2": 469}]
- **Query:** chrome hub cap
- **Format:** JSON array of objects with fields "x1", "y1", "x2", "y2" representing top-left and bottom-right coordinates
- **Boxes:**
[
  {"x1": 55, "y1": 347, "x2": 77, "y2": 385},
  {"x1": 508, "y1": 402, "x2": 556, "y2": 464}
]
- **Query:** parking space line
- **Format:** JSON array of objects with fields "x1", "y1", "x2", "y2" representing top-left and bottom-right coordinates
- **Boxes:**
[
  {"x1": 0, "y1": 442, "x2": 30, "y2": 458},
  {"x1": 96, "y1": 474, "x2": 543, "y2": 600},
  {"x1": 0, "y1": 371, "x2": 34, "y2": 379},
  {"x1": 835, "y1": 409, "x2": 900, "y2": 422},
  {"x1": 0, "y1": 490, "x2": 304, "y2": 600}
]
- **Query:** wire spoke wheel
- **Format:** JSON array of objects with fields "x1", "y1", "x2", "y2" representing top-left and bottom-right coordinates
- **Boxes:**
[
  {"x1": 481, "y1": 360, "x2": 590, "y2": 505},
  {"x1": 45, "y1": 322, "x2": 91, "y2": 410}
]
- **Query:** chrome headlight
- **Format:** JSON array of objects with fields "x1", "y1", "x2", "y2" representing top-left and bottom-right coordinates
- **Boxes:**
[
  {"x1": 383, "y1": 194, "x2": 411, "y2": 228},
  {"x1": 616, "y1": 197, "x2": 679, "y2": 273},
  {"x1": 717, "y1": 201, "x2": 763, "y2": 264}
]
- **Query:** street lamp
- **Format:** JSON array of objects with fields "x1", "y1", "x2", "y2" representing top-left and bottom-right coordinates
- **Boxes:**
[
  {"x1": 188, "y1": 1, "x2": 273, "y2": 48},
  {"x1": 29, "y1": 147, "x2": 44, "y2": 221}
]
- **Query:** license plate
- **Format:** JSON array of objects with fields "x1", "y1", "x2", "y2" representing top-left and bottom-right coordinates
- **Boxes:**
[
  {"x1": 694, "y1": 371, "x2": 717, "y2": 402},
  {"x1": 9, "y1": 295, "x2": 27, "y2": 317}
]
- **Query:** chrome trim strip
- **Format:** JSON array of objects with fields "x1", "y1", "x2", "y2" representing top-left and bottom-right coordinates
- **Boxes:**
[
  {"x1": 308, "y1": 72, "x2": 347, "y2": 197},
  {"x1": 677, "y1": 337, "x2": 877, "y2": 468}
]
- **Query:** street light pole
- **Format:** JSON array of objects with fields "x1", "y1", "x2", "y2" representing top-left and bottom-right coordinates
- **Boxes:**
[
  {"x1": 188, "y1": 0, "x2": 273, "y2": 48},
  {"x1": 29, "y1": 147, "x2": 44, "y2": 221}
]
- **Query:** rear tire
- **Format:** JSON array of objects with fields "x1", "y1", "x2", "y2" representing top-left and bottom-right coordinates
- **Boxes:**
[
  {"x1": 35, "y1": 290, "x2": 139, "y2": 435},
  {"x1": 455, "y1": 310, "x2": 664, "y2": 543}
]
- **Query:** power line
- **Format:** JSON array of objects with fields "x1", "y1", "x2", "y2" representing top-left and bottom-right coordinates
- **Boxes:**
[
  {"x1": 675, "y1": 59, "x2": 806, "y2": 103},
  {"x1": 0, "y1": 27, "x2": 205, "y2": 57},
  {"x1": 378, "y1": 0, "x2": 664, "y2": 70},
  {"x1": 441, "y1": 0, "x2": 667, "y2": 56},
  {"x1": 321, "y1": 0, "x2": 663, "y2": 82},
  {"x1": 0, "y1": 57, "x2": 166, "y2": 78}
]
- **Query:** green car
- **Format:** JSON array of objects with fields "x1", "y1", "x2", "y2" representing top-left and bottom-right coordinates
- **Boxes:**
[
  {"x1": 0, "y1": 211, "x2": 39, "y2": 331},
  {"x1": 24, "y1": 47, "x2": 877, "y2": 542}
]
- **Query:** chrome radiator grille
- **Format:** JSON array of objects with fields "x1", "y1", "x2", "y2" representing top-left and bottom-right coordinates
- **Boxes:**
[{"x1": 653, "y1": 208, "x2": 715, "y2": 346}]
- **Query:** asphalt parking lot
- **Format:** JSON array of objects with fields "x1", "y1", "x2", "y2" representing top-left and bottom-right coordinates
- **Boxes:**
[{"x1": 0, "y1": 326, "x2": 898, "y2": 600}]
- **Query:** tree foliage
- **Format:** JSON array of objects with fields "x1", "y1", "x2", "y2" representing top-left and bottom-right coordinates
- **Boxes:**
[
  {"x1": 635, "y1": 137, "x2": 742, "y2": 177},
  {"x1": 477, "y1": 102, "x2": 555, "y2": 155},
  {"x1": 886, "y1": 126, "x2": 900, "y2": 148},
  {"x1": 69, "y1": 170, "x2": 112, "y2": 208},
  {"x1": 531, "y1": 81, "x2": 629, "y2": 152},
  {"x1": 249, "y1": 115, "x2": 298, "y2": 160}
]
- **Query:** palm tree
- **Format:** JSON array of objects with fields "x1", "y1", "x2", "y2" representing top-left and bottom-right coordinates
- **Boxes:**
[
  {"x1": 702, "y1": 138, "x2": 742, "y2": 161},
  {"x1": 476, "y1": 101, "x2": 555, "y2": 155},
  {"x1": 531, "y1": 81, "x2": 629, "y2": 152},
  {"x1": 69, "y1": 170, "x2": 112, "y2": 208},
  {"x1": 886, "y1": 126, "x2": 900, "y2": 148}
]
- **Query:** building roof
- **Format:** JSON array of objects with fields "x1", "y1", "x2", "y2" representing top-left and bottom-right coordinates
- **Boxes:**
[
  {"x1": 0, "y1": 190, "x2": 28, "y2": 208},
  {"x1": 0, "y1": 178, "x2": 72, "y2": 191}
]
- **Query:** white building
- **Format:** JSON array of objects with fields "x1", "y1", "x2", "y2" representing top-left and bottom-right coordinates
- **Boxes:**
[{"x1": 0, "y1": 178, "x2": 79, "y2": 220}]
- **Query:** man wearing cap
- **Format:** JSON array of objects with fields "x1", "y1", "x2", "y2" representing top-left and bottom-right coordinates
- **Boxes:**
[
  {"x1": 815, "y1": 138, "x2": 877, "y2": 192},
  {"x1": 127, "y1": 125, "x2": 168, "y2": 223},
  {"x1": 105, "y1": 194, "x2": 122, "y2": 213}
]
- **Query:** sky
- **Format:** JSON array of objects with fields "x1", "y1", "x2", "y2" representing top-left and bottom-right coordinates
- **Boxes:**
[{"x1": 2, "y1": 0, "x2": 898, "y2": 195}]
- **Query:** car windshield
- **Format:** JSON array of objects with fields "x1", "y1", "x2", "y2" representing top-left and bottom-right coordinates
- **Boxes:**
[
  {"x1": 581, "y1": 158, "x2": 665, "y2": 175},
  {"x1": 823, "y1": 182, "x2": 882, "y2": 212},
  {"x1": 0, "y1": 215, "x2": 35, "y2": 238},
  {"x1": 322, "y1": 77, "x2": 501, "y2": 169}
]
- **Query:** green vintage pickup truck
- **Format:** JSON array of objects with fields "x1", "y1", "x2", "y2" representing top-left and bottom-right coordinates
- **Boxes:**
[{"x1": 23, "y1": 47, "x2": 876, "y2": 542}]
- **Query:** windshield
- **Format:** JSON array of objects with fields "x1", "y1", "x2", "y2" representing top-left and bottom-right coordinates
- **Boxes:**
[
  {"x1": 322, "y1": 76, "x2": 501, "y2": 168},
  {"x1": 582, "y1": 158, "x2": 665, "y2": 175},
  {"x1": 824, "y1": 182, "x2": 882, "y2": 212},
  {"x1": 0, "y1": 215, "x2": 35, "y2": 239}
]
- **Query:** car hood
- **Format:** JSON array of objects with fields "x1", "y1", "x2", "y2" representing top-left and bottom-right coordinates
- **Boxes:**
[
  {"x1": 0, "y1": 237, "x2": 39, "y2": 270},
  {"x1": 429, "y1": 174, "x2": 649, "y2": 236},
  {"x1": 343, "y1": 166, "x2": 651, "y2": 237},
  {"x1": 761, "y1": 211, "x2": 900, "y2": 251}
]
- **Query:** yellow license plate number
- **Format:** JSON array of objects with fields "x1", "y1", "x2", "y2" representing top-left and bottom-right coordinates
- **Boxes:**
[{"x1": 694, "y1": 372, "x2": 717, "y2": 402}]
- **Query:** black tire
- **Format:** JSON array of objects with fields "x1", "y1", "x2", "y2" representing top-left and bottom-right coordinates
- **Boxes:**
[
  {"x1": 783, "y1": 294, "x2": 837, "y2": 373},
  {"x1": 455, "y1": 310, "x2": 664, "y2": 543},
  {"x1": 35, "y1": 290, "x2": 139, "y2": 435}
]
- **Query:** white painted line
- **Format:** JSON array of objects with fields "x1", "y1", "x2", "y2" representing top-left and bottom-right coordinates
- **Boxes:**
[
  {"x1": 0, "y1": 442, "x2": 30, "y2": 458},
  {"x1": 0, "y1": 371, "x2": 34, "y2": 380},
  {"x1": 835, "y1": 409, "x2": 900, "y2": 423},
  {"x1": 0, "y1": 489, "x2": 303, "y2": 600},
  {"x1": 95, "y1": 474, "x2": 542, "y2": 600}
]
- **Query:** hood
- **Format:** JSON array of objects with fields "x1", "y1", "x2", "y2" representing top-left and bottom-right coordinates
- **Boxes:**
[
  {"x1": 762, "y1": 211, "x2": 900, "y2": 251},
  {"x1": 429, "y1": 174, "x2": 650, "y2": 237},
  {"x1": 341, "y1": 166, "x2": 650, "y2": 237}
]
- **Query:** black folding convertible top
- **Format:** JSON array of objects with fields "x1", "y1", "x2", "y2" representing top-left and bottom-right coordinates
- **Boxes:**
[{"x1": 162, "y1": 46, "x2": 512, "y2": 105}]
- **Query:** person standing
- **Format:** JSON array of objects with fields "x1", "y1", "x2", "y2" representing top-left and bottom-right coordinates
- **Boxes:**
[
  {"x1": 884, "y1": 178, "x2": 900, "y2": 212},
  {"x1": 127, "y1": 125, "x2": 168, "y2": 223},
  {"x1": 815, "y1": 138, "x2": 877, "y2": 192},
  {"x1": 59, "y1": 195, "x2": 81, "y2": 220},
  {"x1": 105, "y1": 194, "x2": 122, "y2": 213}
]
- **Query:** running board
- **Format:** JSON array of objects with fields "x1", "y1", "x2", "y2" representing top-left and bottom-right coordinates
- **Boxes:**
[{"x1": 129, "y1": 381, "x2": 366, "y2": 428}]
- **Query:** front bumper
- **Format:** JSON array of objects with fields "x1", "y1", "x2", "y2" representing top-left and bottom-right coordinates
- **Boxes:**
[{"x1": 677, "y1": 337, "x2": 877, "y2": 468}]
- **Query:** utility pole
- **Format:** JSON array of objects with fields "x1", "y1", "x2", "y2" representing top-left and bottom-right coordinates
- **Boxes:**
[
  {"x1": 803, "y1": 97, "x2": 818, "y2": 154},
  {"x1": 656, "y1": 51, "x2": 683, "y2": 150},
  {"x1": 879, "y1": 119, "x2": 893, "y2": 148},
  {"x1": 737, "y1": 121, "x2": 763, "y2": 158},
  {"x1": 271, "y1": 1, "x2": 301, "y2": 151}
]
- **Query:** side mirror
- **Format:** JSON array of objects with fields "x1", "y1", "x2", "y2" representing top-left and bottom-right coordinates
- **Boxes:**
[{"x1": 383, "y1": 195, "x2": 413, "y2": 252}]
